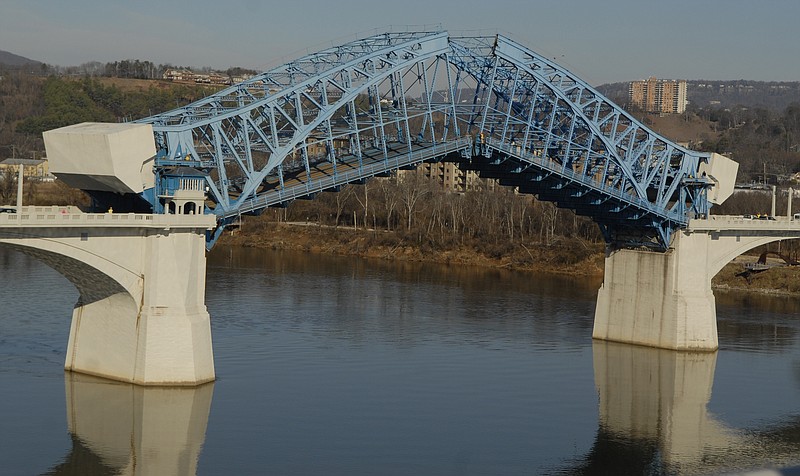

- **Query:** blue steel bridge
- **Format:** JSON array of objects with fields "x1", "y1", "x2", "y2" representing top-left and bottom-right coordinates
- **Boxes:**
[{"x1": 135, "y1": 30, "x2": 715, "y2": 250}]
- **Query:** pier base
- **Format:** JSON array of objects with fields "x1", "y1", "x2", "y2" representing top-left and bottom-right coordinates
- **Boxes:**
[{"x1": 593, "y1": 233, "x2": 718, "y2": 351}]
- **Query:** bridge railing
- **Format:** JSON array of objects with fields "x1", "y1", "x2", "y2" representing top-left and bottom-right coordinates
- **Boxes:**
[
  {"x1": 688, "y1": 215, "x2": 800, "y2": 232},
  {"x1": 0, "y1": 206, "x2": 215, "y2": 229},
  {"x1": 228, "y1": 136, "x2": 473, "y2": 218}
]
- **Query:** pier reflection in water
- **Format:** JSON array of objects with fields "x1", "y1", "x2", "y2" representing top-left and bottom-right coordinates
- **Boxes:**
[
  {"x1": 44, "y1": 374, "x2": 213, "y2": 475},
  {"x1": 570, "y1": 341, "x2": 800, "y2": 475},
  {"x1": 3, "y1": 246, "x2": 800, "y2": 474},
  {"x1": 576, "y1": 342, "x2": 732, "y2": 474}
]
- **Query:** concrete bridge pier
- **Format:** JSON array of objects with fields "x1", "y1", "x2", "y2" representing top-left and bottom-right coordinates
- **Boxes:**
[
  {"x1": 593, "y1": 218, "x2": 795, "y2": 350},
  {"x1": 593, "y1": 232, "x2": 720, "y2": 350},
  {"x1": 0, "y1": 210, "x2": 216, "y2": 386},
  {"x1": 64, "y1": 227, "x2": 215, "y2": 386}
]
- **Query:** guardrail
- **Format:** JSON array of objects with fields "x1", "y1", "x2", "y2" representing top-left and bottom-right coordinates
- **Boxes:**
[
  {"x1": 227, "y1": 137, "x2": 473, "y2": 219},
  {"x1": 0, "y1": 206, "x2": 216, "y2": 229},
  {"x1": 688, "y1": 215, "x2": 800, "y2": 232}
]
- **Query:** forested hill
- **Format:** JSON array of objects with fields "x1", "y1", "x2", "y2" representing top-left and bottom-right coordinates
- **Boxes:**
[
  {"x1": 0, "y1": 50, "x2": 40, "y2": 67},
  {"x1": 597, "y1": 80, "x2": 800, "y2": 111}
]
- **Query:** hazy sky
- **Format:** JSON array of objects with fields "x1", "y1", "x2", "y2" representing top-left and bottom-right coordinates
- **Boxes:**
[{"x1": 1, "y1": 0, "x2": 799, "y2": 85}]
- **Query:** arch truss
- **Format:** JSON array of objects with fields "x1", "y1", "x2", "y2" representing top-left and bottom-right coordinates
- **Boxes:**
[{"x1": 137, "y1": 31, "x2": 714, "y2": 250}]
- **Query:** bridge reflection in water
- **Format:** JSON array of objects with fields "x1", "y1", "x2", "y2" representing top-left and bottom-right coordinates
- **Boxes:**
[
  {"x1": 571, "y1": 342, "x2": 800, "y2": 475},
  {"x1": 42, "y1": 341, "x2": 800, "y2": 475},
  {"x1": 44, "y1": 374, "x2": 213, "y2": 475}
]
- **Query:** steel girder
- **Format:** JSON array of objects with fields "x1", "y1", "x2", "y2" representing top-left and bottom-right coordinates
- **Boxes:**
[
  {"x1": 445, "y1": 35, "x2": 711, "y2": 248},
  {"x1": 136, "y1": 31, "x2": 711, "y2": 250},
  {"x1": 139, "y1": 32, "x2": 462, "y2": 223}
]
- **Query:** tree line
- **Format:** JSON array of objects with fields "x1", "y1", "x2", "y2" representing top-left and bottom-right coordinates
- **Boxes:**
[
  {"x1": 7, "y1": 59, "x2": 258, "y2": 82},
  {"x1": 245, "y1": 170, "x2": 603, "y2": 263},
  {"x1": 695, "y1": 102, "x2": 800, "y2": 182}
]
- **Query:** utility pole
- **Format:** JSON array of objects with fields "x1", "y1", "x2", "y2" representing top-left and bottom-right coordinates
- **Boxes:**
[{"x1": 16, "y1": 164, "x2": 23, "y2": 212}]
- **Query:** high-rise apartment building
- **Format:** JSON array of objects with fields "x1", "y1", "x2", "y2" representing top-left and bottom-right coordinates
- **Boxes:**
[
  {"x1": 402, "y1": 162, "x2": 496, "y2": 193},
  {"x1": 628, "y1": 77, "x2": 687, "y2": 114}
]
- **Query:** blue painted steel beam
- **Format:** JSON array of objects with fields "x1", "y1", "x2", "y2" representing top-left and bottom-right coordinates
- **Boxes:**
[{"x1": 134, "y1": 30, "x2": 713, "y2": 251}]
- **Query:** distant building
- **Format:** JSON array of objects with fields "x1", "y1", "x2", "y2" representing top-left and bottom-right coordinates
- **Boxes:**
[
  {"x1": 163, "y1": 69, "x2": 232, "y2": 85},
  {"x1": 413, "y1": 162, "x2": 496, "y2": 193},
  {"x1": 629, "y1": 77, "x2": 687, "y2": 114},
  {"x1": 0, "y1": 158, "x2": 51, "y2": 181}
]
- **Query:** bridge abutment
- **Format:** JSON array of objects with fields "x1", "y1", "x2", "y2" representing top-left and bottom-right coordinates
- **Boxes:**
[{"x1": 593, "y1": 233, "x2": 719, "y2": 351}]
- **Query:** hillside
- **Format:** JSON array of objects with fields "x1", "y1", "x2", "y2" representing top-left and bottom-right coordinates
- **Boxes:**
[{"x1": 0, "y1": 50, "x2": 40, "y2": 67}]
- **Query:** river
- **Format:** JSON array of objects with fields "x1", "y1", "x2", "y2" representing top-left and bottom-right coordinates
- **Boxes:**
[{"x1": 1, "y1": 245, "x2": 799, "y2": 475}]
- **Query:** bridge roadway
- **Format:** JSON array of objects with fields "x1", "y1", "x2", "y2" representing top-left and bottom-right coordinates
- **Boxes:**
[{"x1": 688, "y1": 214, "x2": 800, "y2": 232}]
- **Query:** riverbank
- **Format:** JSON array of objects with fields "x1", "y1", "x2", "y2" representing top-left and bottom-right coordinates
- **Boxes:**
[
  {"x1": 218, "y1": 221, "x2": 800, "y2": 296},
  {"x1": 219, "y1": 221, "x2": 606, "y2": 277}
]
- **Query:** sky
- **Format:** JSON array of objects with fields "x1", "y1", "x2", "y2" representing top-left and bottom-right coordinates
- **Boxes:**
[{"x1": 1, "y1": 0, "x2": 799, "y2": 86}]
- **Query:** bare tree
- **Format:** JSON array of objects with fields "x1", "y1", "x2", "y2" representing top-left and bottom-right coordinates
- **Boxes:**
[
  {"x1": 353, "y1": 181, "x2": 370, "y2": 229},
  {"x1": 377, "y1": 176, "x2": 400, "y2": 231},
  {"x1": 332, "y1": 185, "x2": 354, "y2": 227},
  {"x1": 397, "y1": 171, "x2": 431, "y2": 231}
]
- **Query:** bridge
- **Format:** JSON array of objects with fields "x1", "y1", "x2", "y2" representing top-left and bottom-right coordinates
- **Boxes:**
[{"x1": 2, "y1": 29, "x2": 798, "y2": 385}]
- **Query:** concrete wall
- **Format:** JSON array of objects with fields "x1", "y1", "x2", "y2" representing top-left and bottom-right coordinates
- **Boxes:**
[{"x1": 43, "y1": 122, "x2": 156, "y2": 194}]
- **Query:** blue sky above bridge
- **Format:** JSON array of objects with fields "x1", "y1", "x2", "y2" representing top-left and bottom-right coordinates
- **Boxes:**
[{"x1": 2, "y1": 0, "x2": 799, "y2": 85}]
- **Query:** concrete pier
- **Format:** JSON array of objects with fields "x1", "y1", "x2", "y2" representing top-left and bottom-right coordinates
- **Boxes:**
[
  {"x1": 593, "y1": 233, "x2": 719, "y2": 350},
  {"x1": 594, "y1": 216, "x2": 800, "y2": 350},
  {"x1": 0, "y1": 208, "x2": 216, "y2": 385}
]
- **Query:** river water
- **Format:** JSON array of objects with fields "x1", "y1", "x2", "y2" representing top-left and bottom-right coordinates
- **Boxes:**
[{"x1": 1, "y1": 245, "x2": 799, "y2": 475}]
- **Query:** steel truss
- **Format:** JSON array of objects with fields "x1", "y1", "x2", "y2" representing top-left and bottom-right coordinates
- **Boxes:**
[{"x1": 137, "y1": 31, "x2": 712, "y2": 250}]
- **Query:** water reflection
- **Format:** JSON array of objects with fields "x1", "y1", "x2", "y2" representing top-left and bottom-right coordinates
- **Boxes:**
[
  {"x1": 717, "y1": 290, "x2": 800, "y2": 353},
  {"x1": 207, "y1": 245, "x2": 599, "y2": 351},
  {"x1": 566, "y1": 342, "x2": 800, "y2": 475},
  {"x1": 43, "y1": 373, "x2": 213, "y2": 476}
]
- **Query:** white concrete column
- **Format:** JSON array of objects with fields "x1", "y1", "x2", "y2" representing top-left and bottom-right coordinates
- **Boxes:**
[
  {"x1": 16, "y1": 164, "x2": 23, "y2": 211},
  {"x1": 771, "y1": 185, "x2": 777, "y2": 217},
  {"x1": 789, "y1": 187, "x2": 793, "y2": 218},
  {"x1": 65, "y1": 227, "x2": 215, "y2": 386},
  {"x1": 593, "y1": 233, "x2": 719, "y2": 351}
]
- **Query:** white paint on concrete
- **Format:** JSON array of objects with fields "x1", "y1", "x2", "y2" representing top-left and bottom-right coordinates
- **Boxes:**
[
  {"x1": 594, "y1": 216, "x2": 800, "y2": 350},
  {"x1": 0, "y1": 210, "x2": 216, "y2": 386},
  {"x1": 699, "y1": 152, "x2": 738, "y2": 205},
  {"x1": 43, "y1": 122, "x2": 156, "y2": 194}
]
